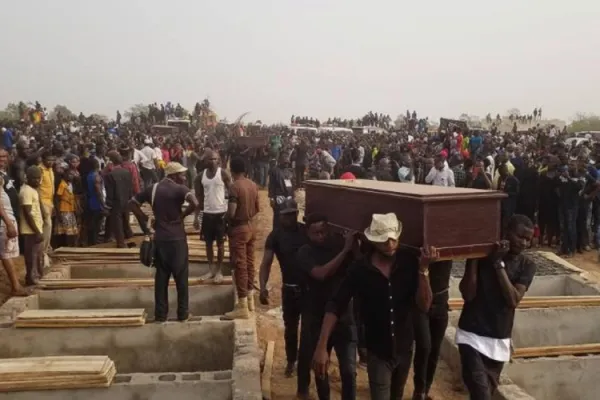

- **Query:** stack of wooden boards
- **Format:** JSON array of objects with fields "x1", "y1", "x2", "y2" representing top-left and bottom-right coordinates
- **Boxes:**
[
  {"x1": 51, "y1": 244, "x2": 229, "y2": 265},
  {"x1": 0, "y1": 356, "x2": 116, "y2": 392},
  {"x1": 14, "y1": 309, "x2": 147, "y2": 328},
  {"x1": 448, "y1": 295, "x2": 600, "y2": 310}
]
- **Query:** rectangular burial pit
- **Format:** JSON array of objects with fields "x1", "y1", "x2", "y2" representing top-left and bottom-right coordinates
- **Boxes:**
[
  {"x1": 36, "y1": 285, "x2": 235, "y2": 319},
  {"x1": 0, "y1": 320, "x2": 234, "y2": 373},
  {"x1": 68, "y1": 262, "x2": 232, "y2": 279},
  {"x1": 448, "y1": 274, "x2": 600, "y2": 299},
  {"x1": 445, "y1": 306, "x2": 600, "y2": 400}
]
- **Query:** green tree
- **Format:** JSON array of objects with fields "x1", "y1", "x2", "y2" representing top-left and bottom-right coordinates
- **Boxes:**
[
  {"x1": 0, "y1": 103, "x2": 21, "y2": 120},
  {"x1": 568, "y1": 113, "x2": 600, "y2": 133},
  {"x1": 124, "y1": 104, "x2": 149, "y2": 120},
  {"x1": 49, "y1": 105, "x2": 74, "y2": 120}
]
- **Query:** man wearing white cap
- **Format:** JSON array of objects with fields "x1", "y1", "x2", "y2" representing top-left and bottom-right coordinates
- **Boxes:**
[
  {"x1": 313, "y1": 213, "x2": 436, "y2": 400},
  {"x1": 130, "y1": 162, "x2": 199, "y2": 322}
]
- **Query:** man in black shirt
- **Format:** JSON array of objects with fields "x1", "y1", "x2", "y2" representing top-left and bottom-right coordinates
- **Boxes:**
[
  {"x1": 258, "y1": 198, "x2": 308, "y2": 377},
  {"x1": 313, "y1": 213, "x2": 434, "y2": 400},
  {"x1": 456, "y1": 214, "x2": 536, "y2": 400},
  {"x1": 295, "y1": 214, "x2": 357, "y2": 400},
  {"x1": 268, "y1": 154, "x2": 294, "y2": 230}
]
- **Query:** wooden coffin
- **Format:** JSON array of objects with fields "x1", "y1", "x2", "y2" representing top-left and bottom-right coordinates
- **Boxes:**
[{"x1": 304, "y1": 179, "x2": 506, "y2": 260}]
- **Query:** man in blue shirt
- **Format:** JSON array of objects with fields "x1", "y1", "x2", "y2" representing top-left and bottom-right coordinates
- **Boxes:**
[{"x1": 1, "y1": 128, "x2": 14, "y2": 151}]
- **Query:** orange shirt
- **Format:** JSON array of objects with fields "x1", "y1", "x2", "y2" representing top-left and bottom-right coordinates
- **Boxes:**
[{"x1": 56, "y1": 180, "x2": 76, "y2": 213}]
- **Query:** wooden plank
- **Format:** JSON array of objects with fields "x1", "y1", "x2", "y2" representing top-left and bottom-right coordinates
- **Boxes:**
[
  {"x1": 261, "y1": 341, "x2": 275, "y2": 400},
  {"x1": 513, "y1": 343, "x2": 600, "y2": 358},
  {"x1": 39, "y1": 276, "x2": 233, "y2": 289},
  {"x1": 17, "y1": 309, "x2": 145, "y2": 319},
  {"x1": 0, "y1": 356, "x2": 116, "y2": 392},
  {"x1": 15, "y1": 319, "x2": 145, "y2": 328}
]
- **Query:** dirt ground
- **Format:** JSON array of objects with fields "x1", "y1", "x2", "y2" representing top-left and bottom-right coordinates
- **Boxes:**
[{"x1": 253, "y1": 190, "x2": 467, "y2": 400}]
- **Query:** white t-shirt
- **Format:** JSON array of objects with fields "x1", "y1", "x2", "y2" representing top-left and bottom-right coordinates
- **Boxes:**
[{"x1": 140, "y1": 146, "x2": 157, "y2": 170}]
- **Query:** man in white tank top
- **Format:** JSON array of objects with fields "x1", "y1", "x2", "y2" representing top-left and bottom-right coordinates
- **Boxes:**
[{"x1": 193, "y1": 150, "x2": 232, "y2": 283}]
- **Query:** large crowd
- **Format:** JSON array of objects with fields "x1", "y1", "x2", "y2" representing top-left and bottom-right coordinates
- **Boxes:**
[{"x1": 0, "y1": 101, "x2": 593, "y2": 400}]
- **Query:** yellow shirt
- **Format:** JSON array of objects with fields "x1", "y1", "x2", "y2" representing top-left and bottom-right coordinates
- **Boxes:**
[
  {"x1": 19, "y1": 184, "x2": 43, "y2": 234},
  {"x1": 38, "y1": 165, "x2": 55, "y2": 206},
  {"x1": 56, "y1": 181, "x2": 76, "y2": 213}
]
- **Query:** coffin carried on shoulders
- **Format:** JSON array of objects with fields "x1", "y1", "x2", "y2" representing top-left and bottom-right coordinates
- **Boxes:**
[{"x1": 304, "y1": 179, "x2": 506, "y2": 260}]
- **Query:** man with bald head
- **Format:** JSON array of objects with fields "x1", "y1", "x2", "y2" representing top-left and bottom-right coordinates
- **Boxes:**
[{"x1": 194, "y1": 150, "x2": 232, "y2": 283}]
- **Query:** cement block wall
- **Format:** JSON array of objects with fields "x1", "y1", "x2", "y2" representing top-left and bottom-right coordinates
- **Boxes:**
[
  {"x1": 0, "y1": 320, "x2": 234, "y2": 373},
  {"x1": 37, "y1": 286, "x2": 235, "y2": 318},
  {"x1": 0, "y1": 371, "x2": 233, "y2": 400},
  {"x1": 506, "y1": 356, "x2": 600, "y2": 400}
]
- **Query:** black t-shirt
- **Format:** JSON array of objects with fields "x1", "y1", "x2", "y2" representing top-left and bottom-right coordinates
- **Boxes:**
[
  {"x1": 429, "y1": 260, "x2": 452, "y2": 302},
  {"x1": 326, "y1": 249, "x2": 419, "y2": 360},
  {"x1": 296, "y1": 235, "x2": 353, "y2": 323},
  {"x1": 265, "y1": 224, "x2": 309, "y2": 286},
  {"x1": 135, "y1": 178, "x2": 191, "y2": 241},
  {"x1": 458, "y1": 254, "x2": 536, "y2": 339}
]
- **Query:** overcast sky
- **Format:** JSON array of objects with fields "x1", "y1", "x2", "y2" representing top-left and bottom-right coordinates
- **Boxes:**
[{"x1": 1, "y1": 1, "x2": 599, "y2": 123}]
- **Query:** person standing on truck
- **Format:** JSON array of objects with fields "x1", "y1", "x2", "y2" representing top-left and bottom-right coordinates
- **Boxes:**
[
  {"x1": 193, "y1": 150, "x2": 232, "y2": 284},
  {"x1": 312, "y1": 213, "x2": 434, "y2": 400},
  {"x1": 456, "y1": 215, "x2": 536, "y2": 399},
  {"x1": 258, "y1": 198, "x2": 308, "y2": 377}
]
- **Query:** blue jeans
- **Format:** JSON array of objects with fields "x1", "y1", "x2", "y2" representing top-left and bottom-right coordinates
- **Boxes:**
[
  {"x1": 297, "y1": 313, "x2": 357, "y2": 400},
  {"x1": 559, "y1": 204, "x2": 578, "y2": 254}
]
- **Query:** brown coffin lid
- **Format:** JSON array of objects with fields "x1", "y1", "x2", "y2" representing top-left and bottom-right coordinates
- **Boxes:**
[{"x1": 304, "y1": 179, "x2": 507, "y2": 202}]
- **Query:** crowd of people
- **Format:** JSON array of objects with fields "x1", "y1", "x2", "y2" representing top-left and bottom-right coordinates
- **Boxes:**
[{"x1": 0, "y1": 102, "x2": 589, "y2": 399}]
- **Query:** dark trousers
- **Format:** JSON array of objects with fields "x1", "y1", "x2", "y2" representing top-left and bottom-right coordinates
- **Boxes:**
[
  {"x1": 559, "y1": 204, "x2": 578, "y2": 254},
  {"x1": 23, "y1": 234, "x2": 42, "y2": 285},
  {"x1": 459, "y1": 344, "x2": 504, "y2": 400},
  {"x1": 256, "y1": 161, "x2": 269, "y2": 187},
  {"x1": 154, "y1": 239, "x2": 189, "y2": 321},
  {"x1": 412, "y1": 299, "x2": 449, "y2": 395},
  {"x1": 140, "y1": 167, "x2": 158, "y2": 190},
  {"x1": 106, "y1": 210, "x2": 133, "y2": 248},
  {"x1": 282, "y1": 285, "x2": 304, "y2": 364},
  {"x1": 295, "y1": 164, "x2": 305, "y2": 188},
  {"x1": 576, "y1": 199, "x2": 591, "y2": 250},
  {"x1": 297, "y1": 313, "x2": 357, "y2": 400},
  {"x1": 87, "y1": 210, "x2": 104, "y2": 246},
  {"x1": 367, "y1": 350, "x2": 413, "y2": 400}
]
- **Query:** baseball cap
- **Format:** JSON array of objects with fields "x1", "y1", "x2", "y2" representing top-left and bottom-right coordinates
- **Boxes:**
[{"x1": 280, "y1": 198, "x2": 298, "y2": 214}]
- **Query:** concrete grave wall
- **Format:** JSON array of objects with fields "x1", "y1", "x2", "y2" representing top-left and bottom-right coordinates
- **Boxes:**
[
  {"x1": 0, "y1": 320, "x2": 234, "y2": 373},
  {"x1": 512, "y1": 306, "x2": 600, "y2": 348},
  {"x1": 37, "y1": 286, "x2": 235, "y2": 318},
  {"x1": 449, "y1": 274, "x2": 600, "y2": 298},
  {"x1": 506, "y1": 356, "x2": 600, "y2": 400},
  {"x1": 69, "y1": 263, "x2": 232, "y2": 279}
]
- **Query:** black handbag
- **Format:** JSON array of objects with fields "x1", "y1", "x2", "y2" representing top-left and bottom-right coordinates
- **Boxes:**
[{"x1": 139, "y1": 183, "x2": 158, "y2": 267}]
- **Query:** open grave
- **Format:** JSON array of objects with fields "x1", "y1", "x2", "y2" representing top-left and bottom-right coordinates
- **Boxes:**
[
  {"x1": 442, "y1": 253, "x2": 600, "y2": 400},
  {"x1": 0, "y1": 234, "x2": 261, "y2": 399}
]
